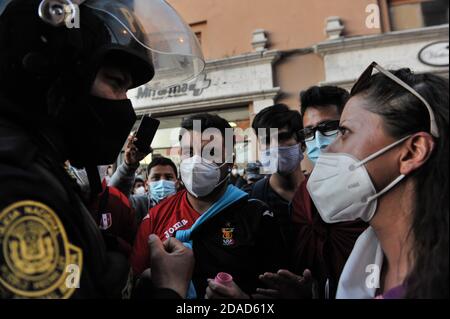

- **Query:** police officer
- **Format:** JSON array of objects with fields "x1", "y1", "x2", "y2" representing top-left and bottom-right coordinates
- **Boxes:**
[{"x1": 0, "y1": 0, "x2": 203, "y2": 299}]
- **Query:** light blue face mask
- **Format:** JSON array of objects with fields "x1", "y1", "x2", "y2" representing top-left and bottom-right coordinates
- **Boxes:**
[
  {"x1": 149, "y1": 180, "x2": 177, "y2": 202},
  {"x1": 306, "y1": 131, "x2": 338, "y2": 164}
]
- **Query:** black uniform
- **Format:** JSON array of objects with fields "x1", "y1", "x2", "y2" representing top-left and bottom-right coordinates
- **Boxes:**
[
  {"x1": 0, "y1": 0, "x2": 187, "y2": 299},
  {"x1": 0, "y1": 100, "x2": 131, "y2": 298}
]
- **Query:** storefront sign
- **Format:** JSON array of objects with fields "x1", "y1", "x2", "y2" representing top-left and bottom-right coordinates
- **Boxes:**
[
  {"x1": 135, "y1": 73, "x2": 212, "y2": 101},
  {"x1": 419, "y1": 41, "x2": 449, "y2": 67},
  {"x1": 127, "y1": 52, "x2": 279, "y2": 110}
]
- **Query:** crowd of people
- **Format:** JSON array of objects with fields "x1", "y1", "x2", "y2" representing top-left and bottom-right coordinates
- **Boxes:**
[
  {"x1": 0, "y1": 0, "x2": 448, "y2": 300},
  {"x1": 54, "y1": 78, "x2": 450, "y2": 300}
]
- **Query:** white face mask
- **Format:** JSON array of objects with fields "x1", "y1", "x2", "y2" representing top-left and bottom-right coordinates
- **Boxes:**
[
  {"x1": 180, "y1": 155, "x2": 229, "y2": 198},
  {"x1": 70, "y1": 165, "x2": 109, "y2": 195},
  {"x1": 97, "y1": 165, "x2": 110, "y2": 183},
  {"x1": 134, "y1": 186, "x2": 146, "y2": 195},
  {"x1": 307, "y1": 135, "x2": 410, "y2": 223}
]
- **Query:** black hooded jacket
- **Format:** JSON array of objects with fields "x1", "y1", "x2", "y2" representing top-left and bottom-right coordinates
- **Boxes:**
[
  {"x1": 0, "y1": 98, "x2": 130, "y2": 298},
  {"x1": 0, "y1": 98, "x2": 179, "y2": 299}
]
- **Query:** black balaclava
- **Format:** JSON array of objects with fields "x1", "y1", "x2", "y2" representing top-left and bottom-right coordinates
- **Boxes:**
[{"x1": 0, "y1": 0, "x2": 154, "y2": 194}]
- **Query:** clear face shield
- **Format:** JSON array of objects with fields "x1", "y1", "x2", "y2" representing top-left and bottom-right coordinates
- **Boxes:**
[
  {"x1": 0, "y1": 0, "x2": 11, "y2": 14},
  {"x1": 85, "y1": 0, "x2": 205, "y2": 89},
  {"x1": 1, "y1": 0, "x2": 205, "y2": 89}
]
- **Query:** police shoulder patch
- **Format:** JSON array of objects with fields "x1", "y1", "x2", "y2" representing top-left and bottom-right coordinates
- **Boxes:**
[{"x1": 0, "y1": 200, "x2": 83, "y2": 299}]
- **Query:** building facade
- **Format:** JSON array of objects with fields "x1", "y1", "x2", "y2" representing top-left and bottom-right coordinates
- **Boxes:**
[{"x1": 127, "y1": 0, "x2": 449, "y2": 170}]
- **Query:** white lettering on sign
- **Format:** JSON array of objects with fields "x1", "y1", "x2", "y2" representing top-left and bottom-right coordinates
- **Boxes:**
[
  {"x1": 135, "y1": 74, "x2": 212, "y2": 101},
  {"x1": 128, "y1": 60, "x2": 278, "y2": 109}
]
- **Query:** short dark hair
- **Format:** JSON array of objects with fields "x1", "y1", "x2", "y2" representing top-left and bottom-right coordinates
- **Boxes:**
[
  {"x1": 147, "y1": 156, "x2": 178, "y2": 177},
  {"x1": 179, "y1": 113, "x2": 235, "y2": 163},
  {"x1": 300, "y1": 86, "x2": 350, "y2": 116},
  {"x1": 180, "y1": 113, "x2": 231, "y2": 138},
  {"x1": 134, "y1": 176, "x2": 145, "y2": 184},
  {"x1": 252, "y1": 104, "x2": 302, "y2": 140}
]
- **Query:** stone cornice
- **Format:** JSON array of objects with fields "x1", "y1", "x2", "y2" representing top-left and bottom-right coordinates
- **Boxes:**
[
  {"x1": 204, "y1": 50, "x2": 281, "y2": 71},
  {"x1": 135, "y1": 88, "x2": 280, "y2": 117},
  {"x1": 320, "y1": 68, "x2": 449, "y2": 88},
  {"x1": 315, "y1": 25, "x2": 449, "y2": 55}
]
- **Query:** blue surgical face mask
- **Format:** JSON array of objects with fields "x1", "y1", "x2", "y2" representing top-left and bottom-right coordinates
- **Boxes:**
[
  {"x1": 306, "y1": 131, "x2": 338, "y2": 164},
  {"x1": 149, "y1": 180, "x2": 177, "y2": 202}
]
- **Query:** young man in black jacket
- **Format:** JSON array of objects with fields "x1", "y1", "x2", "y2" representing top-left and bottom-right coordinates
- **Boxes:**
[{"x1": 246, "y1": 104, "x2": 305, "y2": 248}]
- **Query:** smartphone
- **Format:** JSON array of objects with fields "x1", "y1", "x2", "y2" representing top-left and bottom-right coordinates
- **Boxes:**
[{"x1": 134, "y1": 115, "x2": 160, "y2": 153}]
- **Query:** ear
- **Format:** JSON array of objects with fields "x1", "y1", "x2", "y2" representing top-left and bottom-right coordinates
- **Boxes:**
[
  {"x1": 399, "y1": 133, "x2": 435, "y2": 176},
  {"x1": 175, "y1": 180, "x2": 182, "y2": 191},
  {"x1": 300, "y1": 141, "x2": 307, "y2": 153}
]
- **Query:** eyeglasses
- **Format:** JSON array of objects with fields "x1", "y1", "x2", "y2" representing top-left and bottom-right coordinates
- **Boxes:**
[
  {"x1": 298, "y1": 120, "x2": 340, "y2": 142},
  {"x1": 351, "y1": 61, "x2": 439, "y2": 138},
  {"x1": 259, "y1": 130, "x2": 300, "y2": 146}
]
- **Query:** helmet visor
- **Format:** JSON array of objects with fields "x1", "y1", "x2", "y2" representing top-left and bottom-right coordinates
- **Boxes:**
[
  {"x1": 0, "y1": 0, "x2": 14, "y2": 15},
  {"x1": 85, "y1": 0, "x2": 205, "y2": 89}
]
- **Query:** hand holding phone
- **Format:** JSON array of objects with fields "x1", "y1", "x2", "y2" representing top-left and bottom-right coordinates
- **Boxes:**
[{"x1": 134, "y1": 115, "x2": 160, "y2": 154}]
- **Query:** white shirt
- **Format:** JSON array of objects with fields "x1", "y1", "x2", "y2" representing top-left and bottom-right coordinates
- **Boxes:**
[{"x1": 336, "y1": 226, "x2": 384, "y2": 299}]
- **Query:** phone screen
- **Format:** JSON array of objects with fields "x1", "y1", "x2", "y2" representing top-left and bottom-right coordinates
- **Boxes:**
[{"x1": 134, "y1": 115, "x2": 160, "y2": 153}]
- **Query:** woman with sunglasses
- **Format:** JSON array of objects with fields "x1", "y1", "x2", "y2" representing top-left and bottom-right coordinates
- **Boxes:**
[{"x1": 308, "y1": 63, "x2": 449, "y2": 299}]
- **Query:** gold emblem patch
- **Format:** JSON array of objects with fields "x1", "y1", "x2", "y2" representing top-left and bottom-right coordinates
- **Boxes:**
[
  {"x1": 0, "y1": 201, "x2": 83, "y2": 298},
  {"x1": 222, "y1": 223, "x2": 235, "y2": 247}
]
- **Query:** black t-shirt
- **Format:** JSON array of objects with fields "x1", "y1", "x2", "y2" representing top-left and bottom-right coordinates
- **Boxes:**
[{"x1": 247, "y1": 177, "x2": 293, "y2": 249}]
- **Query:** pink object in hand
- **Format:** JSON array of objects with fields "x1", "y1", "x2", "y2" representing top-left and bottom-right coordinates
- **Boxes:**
[{"x1": 215, "y1": 272, "x2": 233, "y2": 286}]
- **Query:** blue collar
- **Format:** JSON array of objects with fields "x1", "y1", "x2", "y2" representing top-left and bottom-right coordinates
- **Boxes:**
[
  {"x1": 175, "y1": 185, "x2": 248, "y2": 299},
  {"x1": 176, "y1": 185, "x2": 248, "y2": 247}
]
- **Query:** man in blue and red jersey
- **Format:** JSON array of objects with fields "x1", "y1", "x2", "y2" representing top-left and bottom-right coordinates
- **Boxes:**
[{"x1": 131, "y1": 113, "x2": 288, "y2": 299}]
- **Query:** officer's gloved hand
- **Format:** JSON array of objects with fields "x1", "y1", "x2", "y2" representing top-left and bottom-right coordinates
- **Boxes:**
[{"x1": 148, "y1": 235, "x2": 194, "y2": 299}]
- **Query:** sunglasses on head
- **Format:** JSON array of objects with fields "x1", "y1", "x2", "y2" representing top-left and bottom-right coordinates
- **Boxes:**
[{"x1": 351, "y1": 61, "x2": 439, "y2": 138}]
